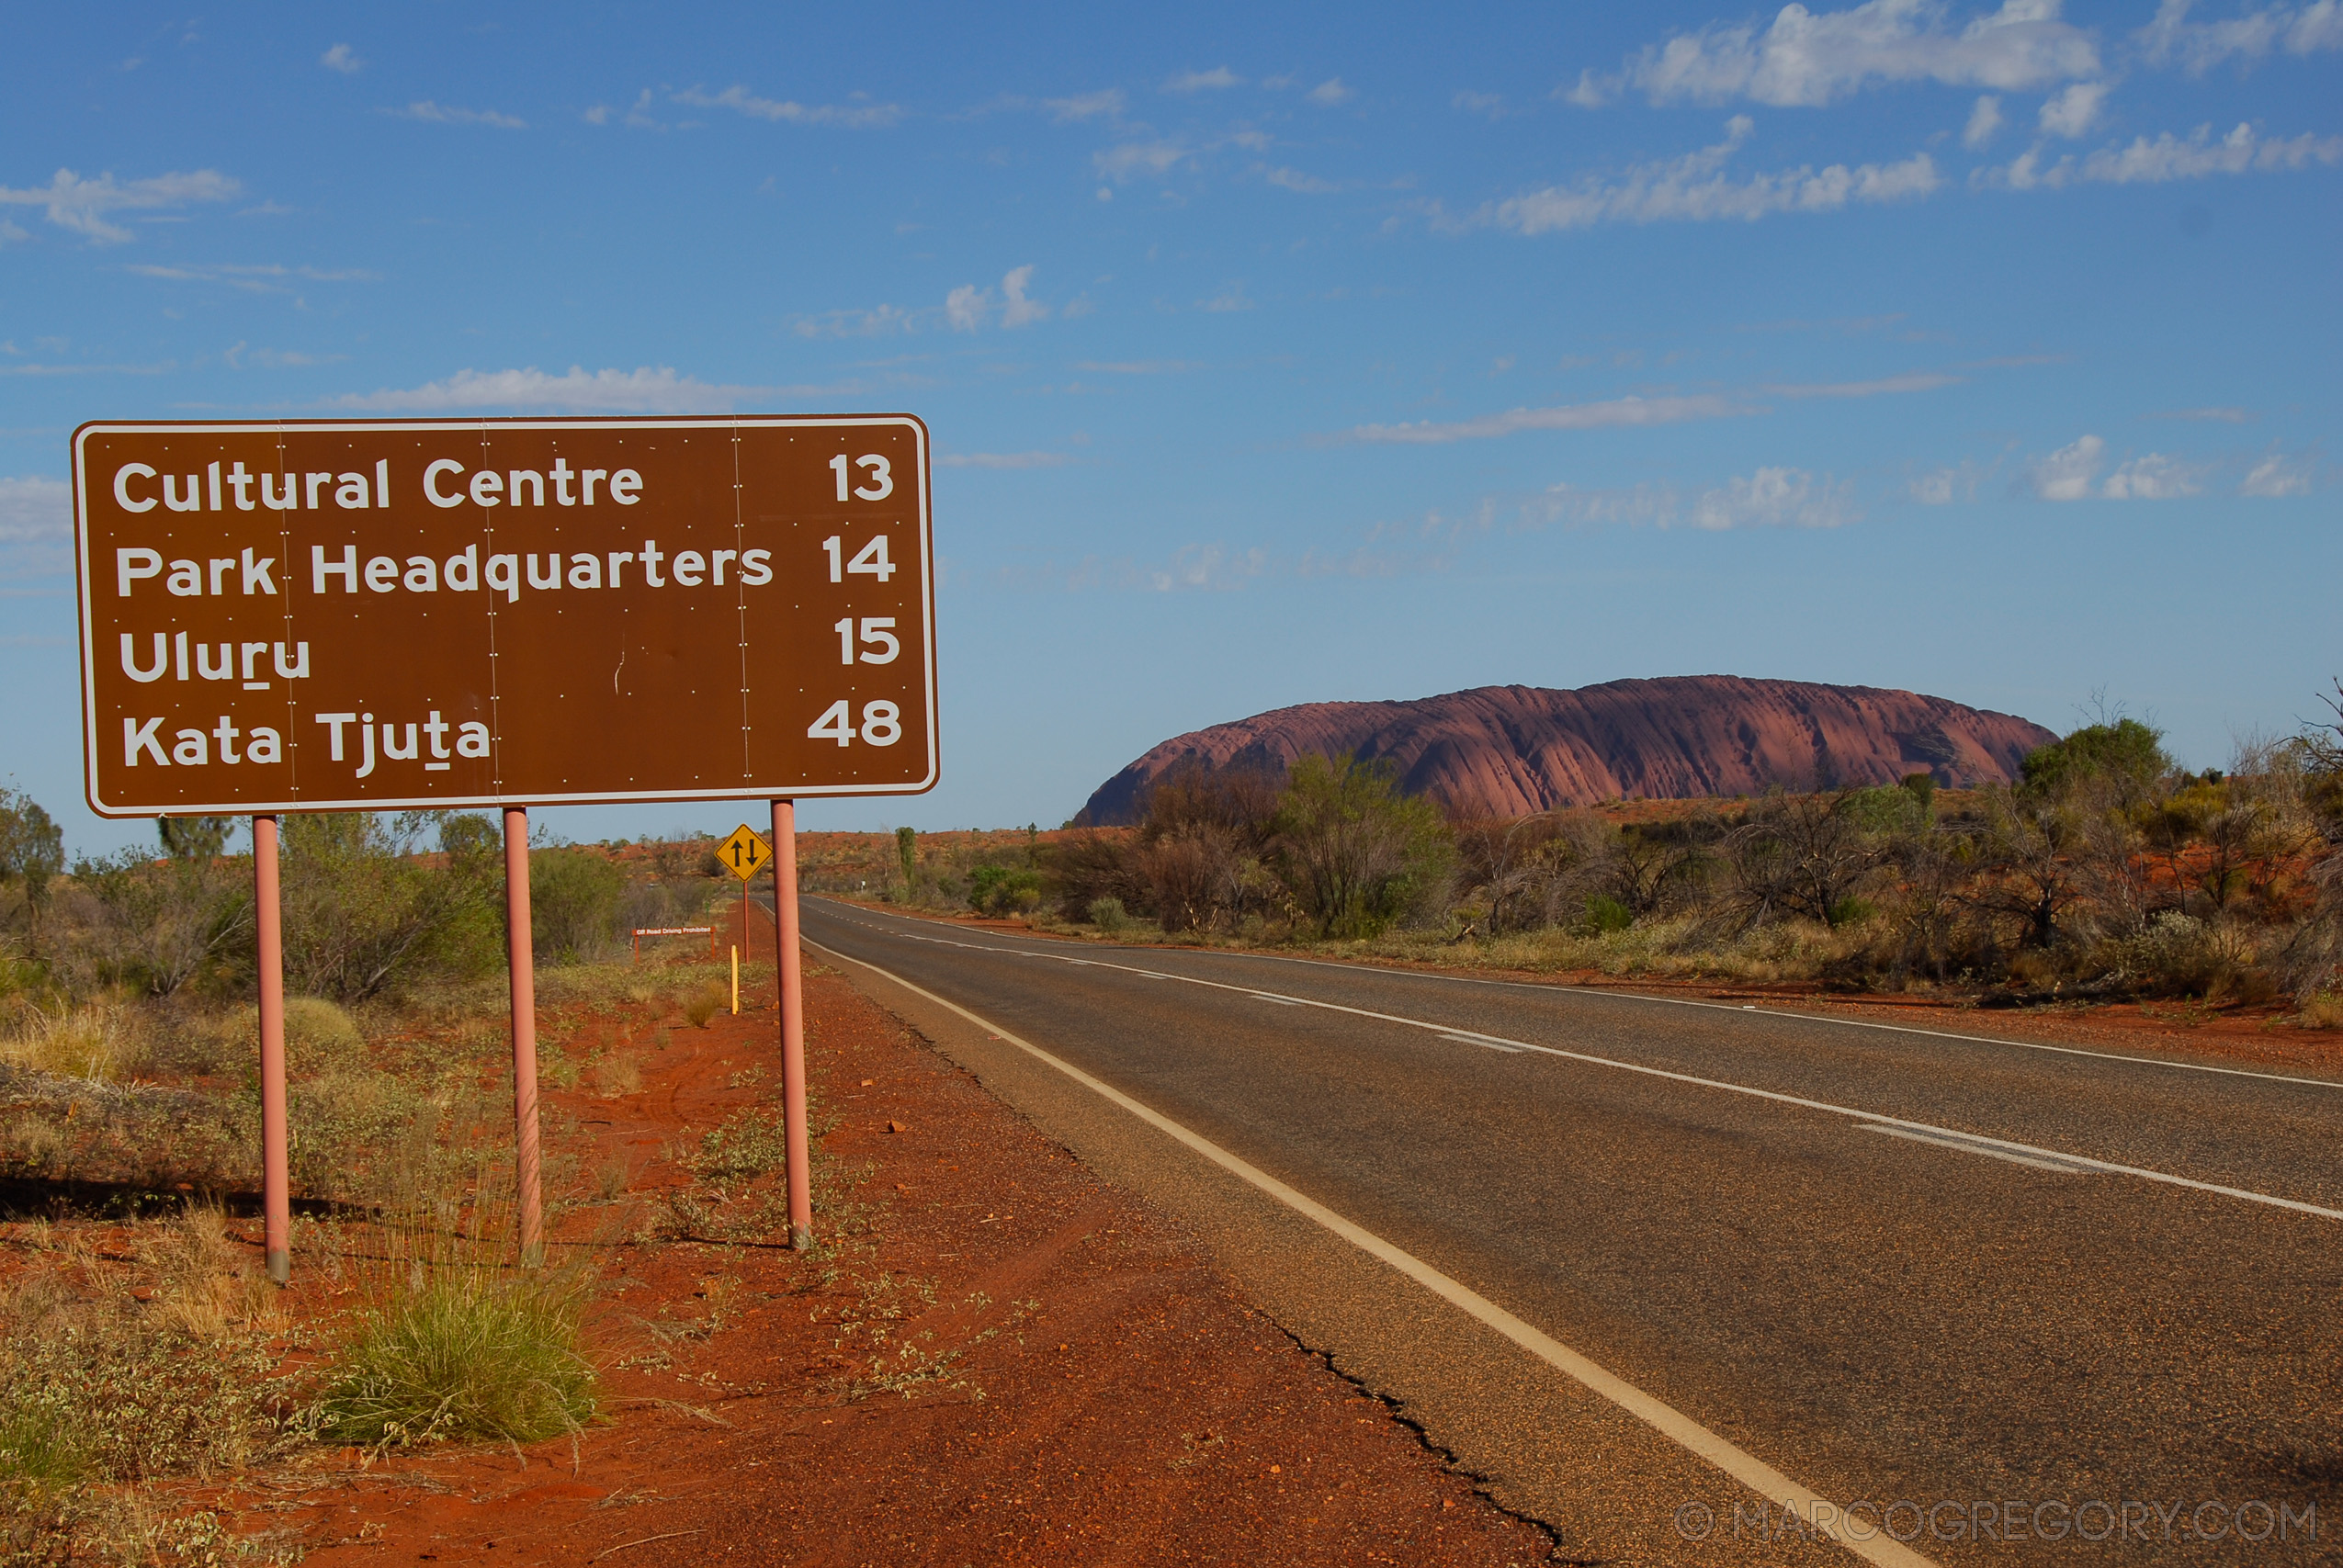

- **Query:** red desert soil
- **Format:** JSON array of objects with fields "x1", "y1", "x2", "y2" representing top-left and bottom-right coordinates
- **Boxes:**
[{"x1": 221, "y1": 966, "x2": 1557, "y2": 1566}]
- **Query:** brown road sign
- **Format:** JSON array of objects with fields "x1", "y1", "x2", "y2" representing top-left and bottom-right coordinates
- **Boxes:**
[
  {"x1": 72, "y1": 416, "x2": 936, "y2": 816},
  {"x1": 718, "y1": 823, "x2": 772, "y2": 880}
]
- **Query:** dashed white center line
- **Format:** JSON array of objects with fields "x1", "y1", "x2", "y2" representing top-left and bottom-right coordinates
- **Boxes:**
[{"x1": 821, "y1": 908, "x2": 2343, "y2": 1224}]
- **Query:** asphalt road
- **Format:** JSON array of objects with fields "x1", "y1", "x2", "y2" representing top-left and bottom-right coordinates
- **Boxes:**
[{"x1": 801, "y1": 898, "x2": 2343, "y2": 1566}]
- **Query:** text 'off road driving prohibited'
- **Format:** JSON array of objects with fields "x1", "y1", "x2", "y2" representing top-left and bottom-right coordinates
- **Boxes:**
[
  {"x1": 73, "y1": 413, "x2": 936, "y2": 1279},
  {"x1": 719, "y1": 823, "x2": 772, "y2": 880}
]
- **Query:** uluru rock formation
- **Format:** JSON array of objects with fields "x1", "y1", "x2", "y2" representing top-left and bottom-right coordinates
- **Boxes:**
[{"x1": 1077, "y1": 677, "x2": 2058, "y2": 824}]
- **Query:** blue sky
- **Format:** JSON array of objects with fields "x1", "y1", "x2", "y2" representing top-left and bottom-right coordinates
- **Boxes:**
[{"x1": 4, "y1": 1, "x2": 2338, "y2": 852}]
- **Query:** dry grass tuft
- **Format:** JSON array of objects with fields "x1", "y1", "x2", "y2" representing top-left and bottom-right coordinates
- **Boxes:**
[{"x1": 1, "y1": 998, "x2": 153, "y2": 1082}]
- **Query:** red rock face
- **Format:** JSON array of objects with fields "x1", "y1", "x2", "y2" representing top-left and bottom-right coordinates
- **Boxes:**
[{"x1": 1077, "y1": 676, "x2": 2059, "y2": 824}]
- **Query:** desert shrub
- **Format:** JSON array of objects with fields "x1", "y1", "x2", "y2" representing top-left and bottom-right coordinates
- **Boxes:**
[
  {"x1": 278, "y1": 813, "x2": 504, "y2": 1002},
  {"x1": 2020, "y1": 717, "x2": 2175, "y2": 808},
  {"x1": 282, "y1": 997, "x2": 362, "y2": 1071},
  {"x1": 1044, "y1": 830, "x2": 1149, "y2": 923},
  {"x1": 1581, "y1": 895, "x2": 1634, "y2": 934},
  {"x1": 0, "y1": 787, "x2": 63, "y2": 950},
  {"x1": 288, "y1": 1069, "x2": 424, "y2": 1201},
  {"x1": 686, "y1": 1107, "x2": 790, "y2": 1182},
  {"x1": 1273, "y1": 754, "x2": 1449, "y2": 940},
  {"x1": 0, "y1": 1294, "x2": 282, "y2": 1488},
  {"x1": 1087, "y1": 897, "x2": 1132, "y2": 932},
  {"x1": 0, "y1": 999, "x2": 152, "y2": 1082},
  {"x1": 1724, "y1": 792, "x2": 1883, "y2": 928},
  {"x1": 683, "y1": 987, "x2": 725, "y2": 1028},
  {"x1": 967, "y1": 863, "x2": 1043, "y2": 917},
  {"x1": 2111, "y1": 912, "x2": 2267, "y2": 1000},
  {"x1": 589, "y1": 1052, "x2": 641, "y2": 1098},
  {"x1": 310, "y1": 1263, "x2": 597, "y2": 1450},
  {"x1": 529, "y1": 849, "x2": 628, "y2": 964},
  {"x1": 61, "y1": 850, "x2": 252, "y2": 998}
]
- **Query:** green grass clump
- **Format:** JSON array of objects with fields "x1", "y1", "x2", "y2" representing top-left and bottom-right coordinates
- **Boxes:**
[{"x1": 311, "y1": 1264, "x2": 598, "y2": 1450}]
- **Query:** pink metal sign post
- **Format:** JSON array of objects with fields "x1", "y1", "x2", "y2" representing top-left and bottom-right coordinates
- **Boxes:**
[
  {"x1": 504, "y1": 807, "x2": 545, "y2": 1264},
  {"x1": 771, "y1": 798, "x2": 813, "y2": 1248},
  {"x1": 252, "y1": 815, "x2": 290, "y2": 1285}
]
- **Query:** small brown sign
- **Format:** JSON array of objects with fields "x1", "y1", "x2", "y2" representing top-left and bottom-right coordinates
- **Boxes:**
[{"x1": 73, "y1": 416, "x2": 936, "y2": 816}]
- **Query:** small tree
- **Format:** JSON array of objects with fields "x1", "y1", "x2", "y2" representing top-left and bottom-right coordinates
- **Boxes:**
[
  {"x1": 1724, "y1": 791, "x2": 1882, "y2": 927},
  {"x1": 1272, "y1": 754, "x2": 1449, "y2": 940},
  {"x1": 0, "y1": 785, "x2": 64, "y2": 948}
]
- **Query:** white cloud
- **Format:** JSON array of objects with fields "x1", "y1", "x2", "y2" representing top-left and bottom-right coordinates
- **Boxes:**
[
  {"x1": 2038, "y1": 79, "x2": 2109, "y2": 136},
  {"x1": 1910, "y1": 458, "x2": 1998, "y2": 502},
  {"x1": 789, "y1": 303, "x2": 918, "y2": 338},
  {"x1": 390, "y1": 101, "x2": 526, "y2": 129},
  {"x1": 1198, "y1": 287, "x2": 1254, "y2": 312},
  {"x1": 1307, "y1": 77, "x2": 1354, "y2": 106},
  {"x1": 320, "y1": 43, "x2": 362, "y2": 73},
  {"x1": 1690, "y1": 467, "x2": 1861, "y2": 528},
  {"x1": 1013, "y1": 541, "x2": 1272, "y2": 592},
  {"x1": 943, "y1": 266, "x2": 1048, "y2": 332},
  {"x1": 1347, "y1": 393, "x2": 1749, "y2": 444},
  {"x1": 999, "y1": 265, "x2": 1047, "y2": 328},
  {"x1": 1044, "y1": 89, "x2": 1125, "y2": 122},
  {"x1": 1763, "y1": 371, "x2": 1962, "y2": 397},
  {"x1": 1606, "y1": 0, "x2": 2100, "y2": 108},
  {"x1": 1165, "y1": 66, "x2": 1242, "y2": 93},
  {"x1": 1094, "y1": 141, "x2": 1188, "y2": 182},
  {"x1": 2031, "y1": 433, "x2": 2105, "y2": 498},
  {"x1": 0, "y1": 475, "x2": 73, "y2": 578},
  {"x1": 936, "y1": 451, "x2": 1073, "y2": 469},
  {"x1": 673, "y1": 85, "x2": 902, "y2": 128},
  {"x1": 1964, "y1": 94, "x2": 2005, "y2": 146},
  {"x1": 125, "y1": 262, "x2": 378, "y2": 292},
  {"x1": 0, "y1": 477, "x2": 70, "y2": 544},
  {"x1": 2241, "y1": 449, "x2": 2315, "y2": 495},
  {"x1": 1454, "y1": 90, "x2": 1507, "y2": 117},
  {"x1": 0, "y1": 167, "x2": 239, "y2": 243},
  {"x1": 1560, "y1": 69, "x2": 1615, "y2": 107},
  {"x1": 2101, "y1": 452, "x2": 2203, "y2": 498},
  {"x1": 1984, "y1": 119, "x2": 2343, "y2": 187},
  {"x1": 1262, "y1": 164, "x2": 1338, "y2": 193},
  {"x1": 1481, "y1": 118, "x2": 1939, "y2": 231},
  {"x1": 328, "y1": 366, "x2": 778, "y2": 414},
  {"x1": 1520, "y1": 467, "x2": 1858, "y2": 530},
  {"x1": 2137, "y1": 0, "x2": 2343, "y2": 73}
]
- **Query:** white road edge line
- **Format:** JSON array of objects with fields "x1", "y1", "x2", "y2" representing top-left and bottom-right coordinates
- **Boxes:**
[
  {"x1": 810, "y1": 938, "x2": 1939, "y2": 1568},
  {"x1": 827, "y1": 911, "x2": 2343, "y2": 1224}
]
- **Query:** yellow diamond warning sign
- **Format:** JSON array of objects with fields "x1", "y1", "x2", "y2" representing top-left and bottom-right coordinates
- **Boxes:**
[{"x1": 717, "y1": 824, "x2": 772, "y2": 881}]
